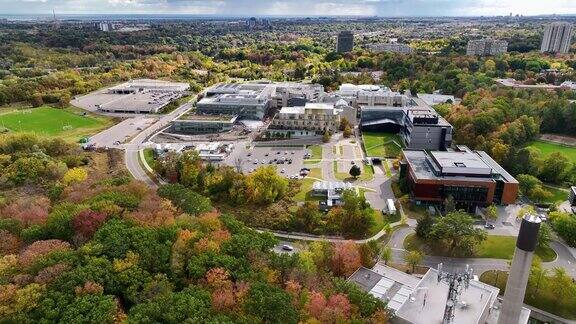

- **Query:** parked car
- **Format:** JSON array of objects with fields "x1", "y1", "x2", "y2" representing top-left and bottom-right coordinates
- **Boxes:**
[
  {"x1": 282, "y1": 245, "x2": 294, "y2": 251},
  {"x1": 281, "y1": 168, "x2": 286, "y2": 173},
  {"x1": 484, "y1": 223, "x2": 495, "y2": 229}
]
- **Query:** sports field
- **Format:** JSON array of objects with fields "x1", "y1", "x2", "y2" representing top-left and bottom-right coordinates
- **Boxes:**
[
  {"x1": 0, "y1": 106, "x2": 112, "y2": 141},
  {"x1": 526, "y1": 140, "x2": 576, "y2": 163},
  {"x1": 362, "y1": 132, "x2": 404, "y2": 158}
]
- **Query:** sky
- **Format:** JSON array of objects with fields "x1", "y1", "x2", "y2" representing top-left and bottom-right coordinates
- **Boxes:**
[{"x1": 1, "y1": 0, "x2": 576, "y2": 17}]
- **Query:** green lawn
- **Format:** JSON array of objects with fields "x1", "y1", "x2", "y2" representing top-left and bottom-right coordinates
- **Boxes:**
[
  {"x1": 526, "y1": 140, "x2": 576, "y2": 163},
  {"x1": 382, "y1": 160, "x2": 392, "y2": 177},
  {"x1": 143, "y1": 148, "x2": 157, "y2": 170},
  {"x1": 404, "y1": 233, "x2": 556, "y2": 262},
  {"x1": 293, "y1": 171, "x2": 324, "y2": 202},
  {"x1": 308, "y1": 168, "x2": 323, "y2": 179},
  {"x1": 367, "y1": 209, "x2": 386, "y2": 237},
  {"x1": 334, "y1": 161, "x2": 374, "y2": 181},
  {"x1": 542, "y1": 185, "x2": 569, "y2": 204},
  {"x1": 306, "y1": 145, "x2": 323, "y2": 160},
  {"x1": 0, "y1": 106, "x2": 112, "y2": 142},
  {"x1": 481, "y1": 271, "x2": 576, "y2": 320},
  {"x1": 362, "y1": 132, "x2": 404, "y2": 158}
]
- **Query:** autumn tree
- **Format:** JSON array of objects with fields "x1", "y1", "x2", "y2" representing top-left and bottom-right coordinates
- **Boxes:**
[{"x1": 331, "y1": 241, "x2": 361, "y2": 277}]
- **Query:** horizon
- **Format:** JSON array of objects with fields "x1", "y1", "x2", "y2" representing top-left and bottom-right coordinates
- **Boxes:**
[{"x1": 1, "y1": 0, "x2": 576, "y2": 18}]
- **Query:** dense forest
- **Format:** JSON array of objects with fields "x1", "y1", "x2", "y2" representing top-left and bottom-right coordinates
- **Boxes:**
[{"x1": 0, "y1": 133, "x2": 388, "y2": 322}]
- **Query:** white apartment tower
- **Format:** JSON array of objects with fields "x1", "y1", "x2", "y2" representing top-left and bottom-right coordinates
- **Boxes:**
[{"x1": 540, "y1": 22, "x2": 574, "y2": 54}]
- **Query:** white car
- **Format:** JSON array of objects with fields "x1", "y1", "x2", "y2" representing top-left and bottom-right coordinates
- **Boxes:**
[
  {"x1": 253, "y1": 159, "x2": 258, "y2": 164},
  {"x1": 282, "y1": 245, "x2": 294, "y2": 251},
  {"x1": 281, "y1": 168, "x2": 286, "y2": 173}
]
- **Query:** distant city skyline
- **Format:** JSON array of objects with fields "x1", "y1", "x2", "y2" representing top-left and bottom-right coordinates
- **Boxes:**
[{"x1": 0, "y1": 0, "x2": 576, "y2": 17}]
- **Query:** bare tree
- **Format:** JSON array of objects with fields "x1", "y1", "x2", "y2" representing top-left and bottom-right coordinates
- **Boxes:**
[{"x1": 234, "y1": 157, "x2": 243, "y2": 173}]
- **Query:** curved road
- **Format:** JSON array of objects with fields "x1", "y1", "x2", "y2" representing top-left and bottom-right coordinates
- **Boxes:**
[
  {"x1": 123, "y1": 99, "x2": 196, "y2": 188},
  {"x1": 385, "y1": 225, "x2": 576, "y2": 278}
]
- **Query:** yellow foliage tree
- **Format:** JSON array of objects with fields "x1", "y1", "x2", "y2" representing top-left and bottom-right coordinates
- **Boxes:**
[{"x1": 63, "y1": 167, "x2": 88, "y2": 185}]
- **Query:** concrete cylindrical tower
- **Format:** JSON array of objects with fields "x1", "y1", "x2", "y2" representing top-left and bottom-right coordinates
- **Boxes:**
[{"x1": 498, "y1": 214, "x2": 541, "y2": 324}]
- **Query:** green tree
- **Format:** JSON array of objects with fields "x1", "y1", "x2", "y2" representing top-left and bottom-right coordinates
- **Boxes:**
[
  {"x1": 540, "y1": 152, "x2": 572, "y2": 184},
  {"x1": 381, "y1": 246, "x2": 392, "y2": 265},
  {"x1": 485, "y1": 205, "x2": 498, "y2": 222},
  {"x1": 404, "y1": 250, "x2": 423, "y2": 273},
  {"x1": 244, "y1": 282, "x2": 298, "y2": 324},
  {"x1": 322, "y1": 131, "x2": 331, "y2": 143},
  {"x1": 343, "y1": 126, "x2": 353, "y2": 138},
  {"x1": 246, "y1": 166, "x2": 289, "y2": 205},
  {"x1": 429, "y1": 211, "x2": 487, "y2": 256},
  {"x1": 444, "y1": 195, "x2": 455, "y2": 213},
  {"x1": 550, "y1": 268, "x2": 573, "y2": 302},
  {"x1": 537, "y1": 223, "x2": 552, "y2": 249},
  {"x1": 349, "y1": 165, "x2": 361, "y2": 179},
  {"x1": 528, "y1": 260, "x2": 548, "y2": 295},
  {"x1": 339, "y1": 190, "x2": 374, "y2": 239},
  {"x1": 415, "y1": 213, "x2": 434, "y2": 239}
]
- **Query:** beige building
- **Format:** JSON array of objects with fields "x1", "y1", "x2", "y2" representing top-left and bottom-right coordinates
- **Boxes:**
[{"x1": 268, "y1": 102, "x2": 352, "y2": 137}]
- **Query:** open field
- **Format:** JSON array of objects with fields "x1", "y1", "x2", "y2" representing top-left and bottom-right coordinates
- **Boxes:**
[
  {"x1": 362, "y1": 132, "x2": 404, "y2": 158},
  {"x1": 0, "y1": 106, "x2": 113, "y2": 142},
  {"x1": 481, "y1": 271, "x2": 576, "y2": 320},
  {"x1": 526, "y1": 140, "x2": 576, "y2": 163},
  {"x1": 404, "y1": 234, "x2": 556, "y2": 262}
]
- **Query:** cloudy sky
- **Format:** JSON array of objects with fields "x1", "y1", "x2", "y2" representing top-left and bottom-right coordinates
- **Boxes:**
[{"x1": 1, "y1": 0, "x2": 575, "y2": 16}]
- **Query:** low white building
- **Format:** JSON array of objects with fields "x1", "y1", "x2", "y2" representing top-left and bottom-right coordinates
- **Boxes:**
[{"x1": 336, "y1": 84, "x2": 409, "y2": 107}]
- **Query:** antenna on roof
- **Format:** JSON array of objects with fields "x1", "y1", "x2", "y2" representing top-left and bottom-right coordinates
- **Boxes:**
[{"x1": 53, "y1": 9, "x2": 56, "y2": 21}]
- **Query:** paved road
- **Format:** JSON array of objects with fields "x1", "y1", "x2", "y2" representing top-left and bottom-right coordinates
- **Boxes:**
[
  {"x1": 385, "y1": 222, "x2": 576, "y2": 278},
  {"x1": 122, "y1": 99, "x2": 196, "y2": 187}
]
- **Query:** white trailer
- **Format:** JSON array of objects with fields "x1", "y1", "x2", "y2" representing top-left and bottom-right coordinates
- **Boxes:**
[{"x1": 386, "y1": 199, "x2": 396, "y2": 215}]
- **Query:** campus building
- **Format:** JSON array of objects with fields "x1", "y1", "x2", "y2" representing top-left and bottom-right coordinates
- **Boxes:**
[
  {"x1": 368, "y1": 43, "x2": 413, "y2": 54},
  {"x1": 334, "y1": 84, "x2": 409, "y2": 108},
  {"x1": 361, "y1": 106, "x2": 453, "y2": 151},
  {"x1": 172, "y1": 113, "x2": 238, "y2": 135},
  {"x1": 541, "y1": 22, "x2": 574, "y2": 54},
  {"x1": 197, "y1": 82, "x2": 275, "y2": 120},
  {"x1": 337, "y1": 31, "x2": 354, "y2": 53},
  {"x1": 97, "y1": 79, "x2": 190, "y2": 114},
  {"x1": 400, "y1": 145, "x2": 519, "y2": 209},
  {"x1": 311, "y1": 181, "x2": 355, "y2": 211},
  {"x1": 268, "y1": 102, "x2": 354, "y2": 137},
  {"x1": 466, "y1": 39, "x2": 508, "y2": 56},
  {"x1": 271, "y1": 82, "x2": 326, "y2": 108},
  {"x1": 348, "y1": 263, "x2": 530, "y2": 324}
]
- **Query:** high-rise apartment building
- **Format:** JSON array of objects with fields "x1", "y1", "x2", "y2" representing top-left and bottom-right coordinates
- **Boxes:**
[
  {"x1": 466, "y1": 39, "x2": 508, "y2": 56},
  {"x1": 336, "y1": 31, "x2": 354, "y2": 53},
  {"x1": 540, "y1": 22, "x2": 574, "y2": 54}
]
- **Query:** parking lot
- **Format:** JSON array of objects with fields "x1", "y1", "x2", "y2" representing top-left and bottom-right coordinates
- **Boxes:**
[{"x1": 236, "y1": 146, "x2": 309, "y2": 178}]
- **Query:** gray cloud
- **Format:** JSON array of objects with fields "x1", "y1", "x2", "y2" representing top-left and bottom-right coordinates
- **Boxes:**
[{"x1": 0, "y1": 0, "x2": 575, "y2": 16}]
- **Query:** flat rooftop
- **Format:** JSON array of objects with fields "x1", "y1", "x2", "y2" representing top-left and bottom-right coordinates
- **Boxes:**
[
  {"x1": 99, "y1": 91, "x2": 182, "y2": 113},
  {"x1": 109, "y1": 79, "x2": 190, "y2": 92},
  {"x1": 395, "y1": 268, "x2": 499, "y2": 324},
  {"x1": 403, "y1": 147, "x2": 517, "y2": 183},
  {"x1": 178, "y1": 113, "x2": 237, "y2": 122}
]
